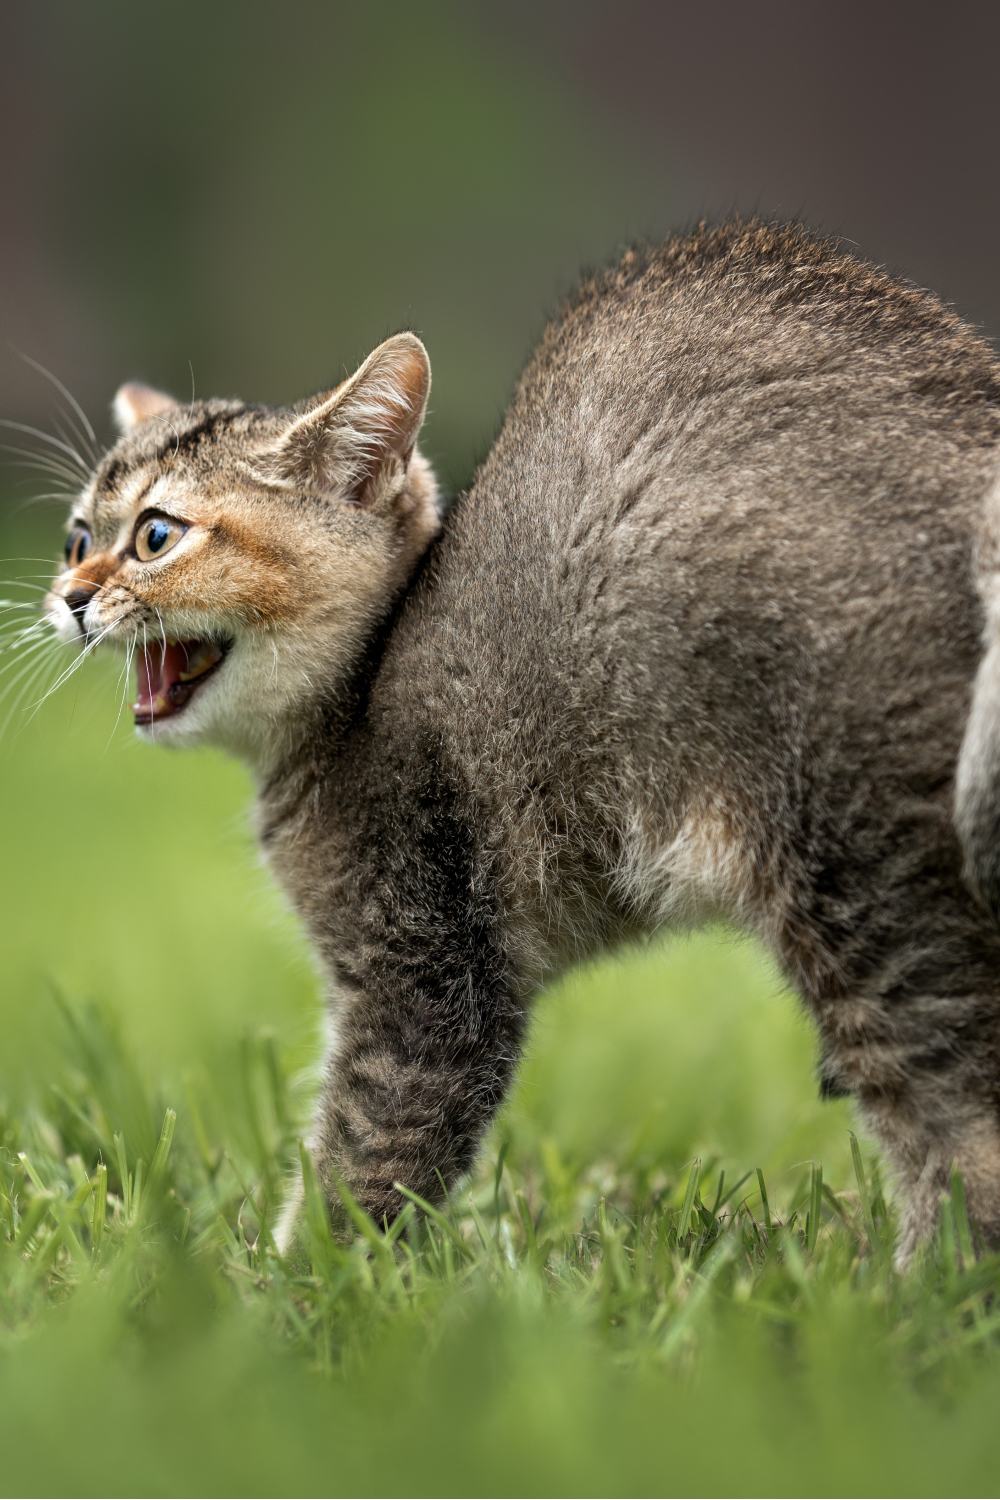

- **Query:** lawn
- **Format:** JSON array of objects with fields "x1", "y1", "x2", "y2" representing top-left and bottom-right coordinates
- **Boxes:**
[{"x1": 3, "y1": 522, "x2": 1000, "y2": 1497}]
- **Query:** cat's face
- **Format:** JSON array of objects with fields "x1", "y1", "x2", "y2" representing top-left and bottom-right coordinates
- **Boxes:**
[{"x1": 44, "y1": 334, "x2": 439, "y2": 765}]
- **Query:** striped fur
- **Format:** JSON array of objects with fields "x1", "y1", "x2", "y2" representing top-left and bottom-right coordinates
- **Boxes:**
[{"x1": 51, "y1": 223, "x2": 1000, "y2": 1264}]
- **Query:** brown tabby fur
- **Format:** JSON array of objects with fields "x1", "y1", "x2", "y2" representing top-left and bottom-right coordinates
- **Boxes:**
[{"x1": 45, "y1": 221, "x2": 1000, "y2": 1265}]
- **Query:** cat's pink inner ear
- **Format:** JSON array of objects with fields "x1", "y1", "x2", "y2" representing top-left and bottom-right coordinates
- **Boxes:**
[
  {"x1": 272, "y1": 333, "x2": 431, "y2": 500},
  {"x1": 113, "y1": 382, "x2": 177, "y2": 433},
  {"x1": 355, "y1": 333, "x2": 431, "y2": 463}
]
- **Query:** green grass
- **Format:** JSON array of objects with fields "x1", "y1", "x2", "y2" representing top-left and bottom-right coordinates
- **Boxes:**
[{"x1": 4, "y1": 533, "x2": 1000, "y2": 1496}]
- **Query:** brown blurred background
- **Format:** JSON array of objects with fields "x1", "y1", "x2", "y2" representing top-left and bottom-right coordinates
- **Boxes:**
[{"x1": 2, "y1": 1, "x2": 999, "y2": 494}]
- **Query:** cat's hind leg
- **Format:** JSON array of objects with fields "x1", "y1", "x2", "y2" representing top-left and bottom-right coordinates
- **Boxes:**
[
  {"x1": 810, "y1": 941, "x2": 1000, "y2": 1267},
  {"x1": 861, "y1": 1082, "x2": 1000, "y2": 1268}
]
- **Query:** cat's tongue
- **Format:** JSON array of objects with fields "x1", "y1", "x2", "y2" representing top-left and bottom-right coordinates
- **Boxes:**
[{"x1": 133, "y1": 638, "x2": 224, "y2": 723}]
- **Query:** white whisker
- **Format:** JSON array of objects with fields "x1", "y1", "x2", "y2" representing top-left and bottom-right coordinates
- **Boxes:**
[
  {"x1": 27, "y1": 621, "x2": 117, "y2": 715},
  {"x1": 0, "y1": 641, "x2": 61, "y2": 728},
  {"x1": 0, "y1": 418, "x2": 90, "y2": 476},
  {"x1": 0, "y1": 624, "x2": 49, "y2": 656},
  {"x1": 141, "y1": 620, "x2": 154, "y2": 743},
  {"x1": 11, "y1": 490, "x2": 79, "y2": 512},
  {"x1": 0, "y1": 636, "x2": 56, "y2": 682},
  {"x1": 0, "y1": 444, "x2": 85, "y2": 489},
  {"x1": 10, "y1": 348, "x2": 100, "y2": 459},
  {"x1": 107, "y1": 633, "x2": 137, "y2": 748}
]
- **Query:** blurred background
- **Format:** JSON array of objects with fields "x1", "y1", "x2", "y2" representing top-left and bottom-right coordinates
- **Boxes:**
[
  {"x1": 6, "y1": 9, "x2": 1000, "y2": 1492},
  {"x1": 5, "y1": 2, "x2": 1000, "y2": 486},
  {"x1": 3, "y1": 0, "x2": 1000, "y2": 1184}
]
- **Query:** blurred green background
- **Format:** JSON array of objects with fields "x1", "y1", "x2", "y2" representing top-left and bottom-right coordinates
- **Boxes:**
[
  {"x1": 6, "y1": 0, "x2": 930, "y2": 1177},
  {"x1": 4, "y1": 4, "x2": 1000, "y2": 1495},
  {"x1": 1, "y1": 0, "x2": 889, "y2": 1208}
]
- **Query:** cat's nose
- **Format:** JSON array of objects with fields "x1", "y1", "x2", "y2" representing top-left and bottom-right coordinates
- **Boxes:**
[{"x1": 63, "y1": 583, "x2": 97, "y2": 632}]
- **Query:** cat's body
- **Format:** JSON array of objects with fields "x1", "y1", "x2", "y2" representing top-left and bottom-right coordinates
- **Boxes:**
[{"x1": 45, "y1": 222, "x2": 1000, "y2": 1261}]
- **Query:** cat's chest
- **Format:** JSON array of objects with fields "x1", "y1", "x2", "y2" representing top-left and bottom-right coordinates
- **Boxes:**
[{"x1": 256, "y1": 788, "x2": 357, "y2": 959}]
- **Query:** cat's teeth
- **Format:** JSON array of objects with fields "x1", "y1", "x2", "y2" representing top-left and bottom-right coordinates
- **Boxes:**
[{"x1": 133, "y1": 637, "x2": 225, "y2": 723}]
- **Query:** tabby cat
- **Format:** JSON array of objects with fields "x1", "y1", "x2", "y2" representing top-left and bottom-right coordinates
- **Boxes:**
[{"x1": 42, "y1": 221, "x2": 1000, "y2": 1263}]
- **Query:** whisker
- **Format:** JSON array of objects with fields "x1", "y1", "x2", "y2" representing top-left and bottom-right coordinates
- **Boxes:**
[
  {"x1": 10, "y1": 497, "x2": 75, "y2": 517},
  {"x1": 0, "y1": 640, "x2": 61, "y2": 726},
  {"x1": 0, "y1": 456, "x2": 84, "y2": 494},
  {"x1": 10, "y1": 348, "x2": 100, "y2": 460},
  {"x1": 0, "y1": 444, "x2": 85, "y2": 489},
  {"x1": 0, "y1": 580, "x2": 51, "y2": 595},
  {"x1": 0, "y1": 632, "x2": 55, "y2": 675},
  {"x1": 6, "y1": 646, "x2": 68, "y2": 729},
  {"x1": 0, "y1": 618, "x2": 43, "y2": 639},
  {"x1": 141, "y1": 618, "x2": 153, "y2": 741},
  {"x1": 0, "y1": 614, "x2": 45, "y2": 636},
  {"x1": 23, "y1": 644, "x2": 95, "y2": 711},
  {"x1": 53, "y1": 415, "x2": 95, "y2": 475},
  {"x1": 0, "y1": 609, "x2": 52, "y2": 639},
  {"x1": 27, "y1": 621, "x2": 117, "y2": 714},
  {"x1": 108, "y1": 633, "x2": 137, "y2": 748},
  {"x1": 141, "y1": 620, "x2": 155, "y2": 744},
  {"x1": 0, "y1": 657, "x2": 58, "y2": 703},
  {"x1": 0, "y1": 603, "x2": 46, "y2": 626},
  {"x1": 0, "y1": 665, "x2": 48, "y2": 731},
  {"x1": 11, "y1": 473, "x2": 75, "y2": 493},
  {"x1": 0, "y1": 629, "x2": 45, "y2": 651},
  {"x1": 0, "y1": 420, "x2": 90, "y2": 478},
  {"x1": 0, "y1": 623, "x2": 49, "y2": 654},
  {"x1": 11, "y1": 490, "x2": 78, "y2": 512}
]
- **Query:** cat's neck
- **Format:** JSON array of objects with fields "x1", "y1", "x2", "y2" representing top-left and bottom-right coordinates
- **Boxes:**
[{"x1": 247, "y1": 527, "x2": 443, "y2": 793}]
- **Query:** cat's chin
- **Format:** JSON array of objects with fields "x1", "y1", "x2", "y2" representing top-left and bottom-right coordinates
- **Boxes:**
[
  {"x1": 127, "y1": 631, "x2": 322, "y2": 766},
  {"x1": 130, "y1": 642, "x2": 274, "y2": 762},
  {"x1": 133, "y1": 693, "x2": 221, "y2": 747}
]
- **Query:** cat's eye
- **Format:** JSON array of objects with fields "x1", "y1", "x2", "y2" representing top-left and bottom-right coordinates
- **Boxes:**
[
  {"x1": 64, "y1": 525, "x2": 91, "y2": 569},
  {"x1": 134, "y1": 513, "x2": 187, "y2": 563}
]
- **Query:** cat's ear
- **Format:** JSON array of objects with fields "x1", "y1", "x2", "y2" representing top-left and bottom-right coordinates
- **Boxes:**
[
  {"x1": 113, "y1": 382, "x2": 178, "y2": 433},
  {"x1": 265, "y1": 333, "x2": 431, "y2": 506}
]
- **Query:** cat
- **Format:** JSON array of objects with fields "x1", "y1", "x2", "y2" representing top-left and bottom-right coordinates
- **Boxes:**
[{"x1": 42, "y1": 219, "x2": 1000, "y2": 1265}]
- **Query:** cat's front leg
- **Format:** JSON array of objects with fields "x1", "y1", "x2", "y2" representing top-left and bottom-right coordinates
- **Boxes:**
[
  {"x1": 276, "y1": 992, "x2": 524, "y2": 1248},
  {"x1": 264, "y1": 740, "x2": 533, "y2": 1248},
  {"x1": 305, "y1": 967, "x2": 524, "y2": 1232},
  {"x1": 276, "y1": 852, "x2": 528, "y2": 1246}
]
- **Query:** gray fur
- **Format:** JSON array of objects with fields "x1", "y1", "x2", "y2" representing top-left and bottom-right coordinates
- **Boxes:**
[
  {"x1": 59, "y1": 220, "x2": 1000, "y2": 1262},
  {"x1": 271, "y1": 223, "x2": 1000, "y2": 1259}
]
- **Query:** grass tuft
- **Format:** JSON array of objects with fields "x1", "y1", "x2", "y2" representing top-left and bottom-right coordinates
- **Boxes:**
[{"x1": 3, "y1": 992, "x2": 1000, "y2": 1496}]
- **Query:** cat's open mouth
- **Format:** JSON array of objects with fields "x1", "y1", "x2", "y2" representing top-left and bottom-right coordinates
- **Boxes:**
[{"x1": 132, "y1": 637, "x2": 229, "y2": 725}]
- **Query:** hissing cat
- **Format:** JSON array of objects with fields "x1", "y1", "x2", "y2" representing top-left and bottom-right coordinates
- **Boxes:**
[{"x1": 43, "y1": 221, "x2": 1000, "y2": 1264}]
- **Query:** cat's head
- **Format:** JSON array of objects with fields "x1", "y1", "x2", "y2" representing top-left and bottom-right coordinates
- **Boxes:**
[{"x1": 44, "y1": 333, "x2": 439, "y2": 765}]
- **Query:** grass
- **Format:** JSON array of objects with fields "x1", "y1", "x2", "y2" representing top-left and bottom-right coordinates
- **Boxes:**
[{"x1": 4, "y1": 527, "x2": 1000, "y2": 1496}]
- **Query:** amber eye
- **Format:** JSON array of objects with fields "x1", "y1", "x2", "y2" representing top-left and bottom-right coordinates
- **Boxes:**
[
  {"x1": 134, "y1": 513, "x2": 187, "y2": 563},
  {"x1": 63, "y1": 525, "x2": 91, "y2": 569}
]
